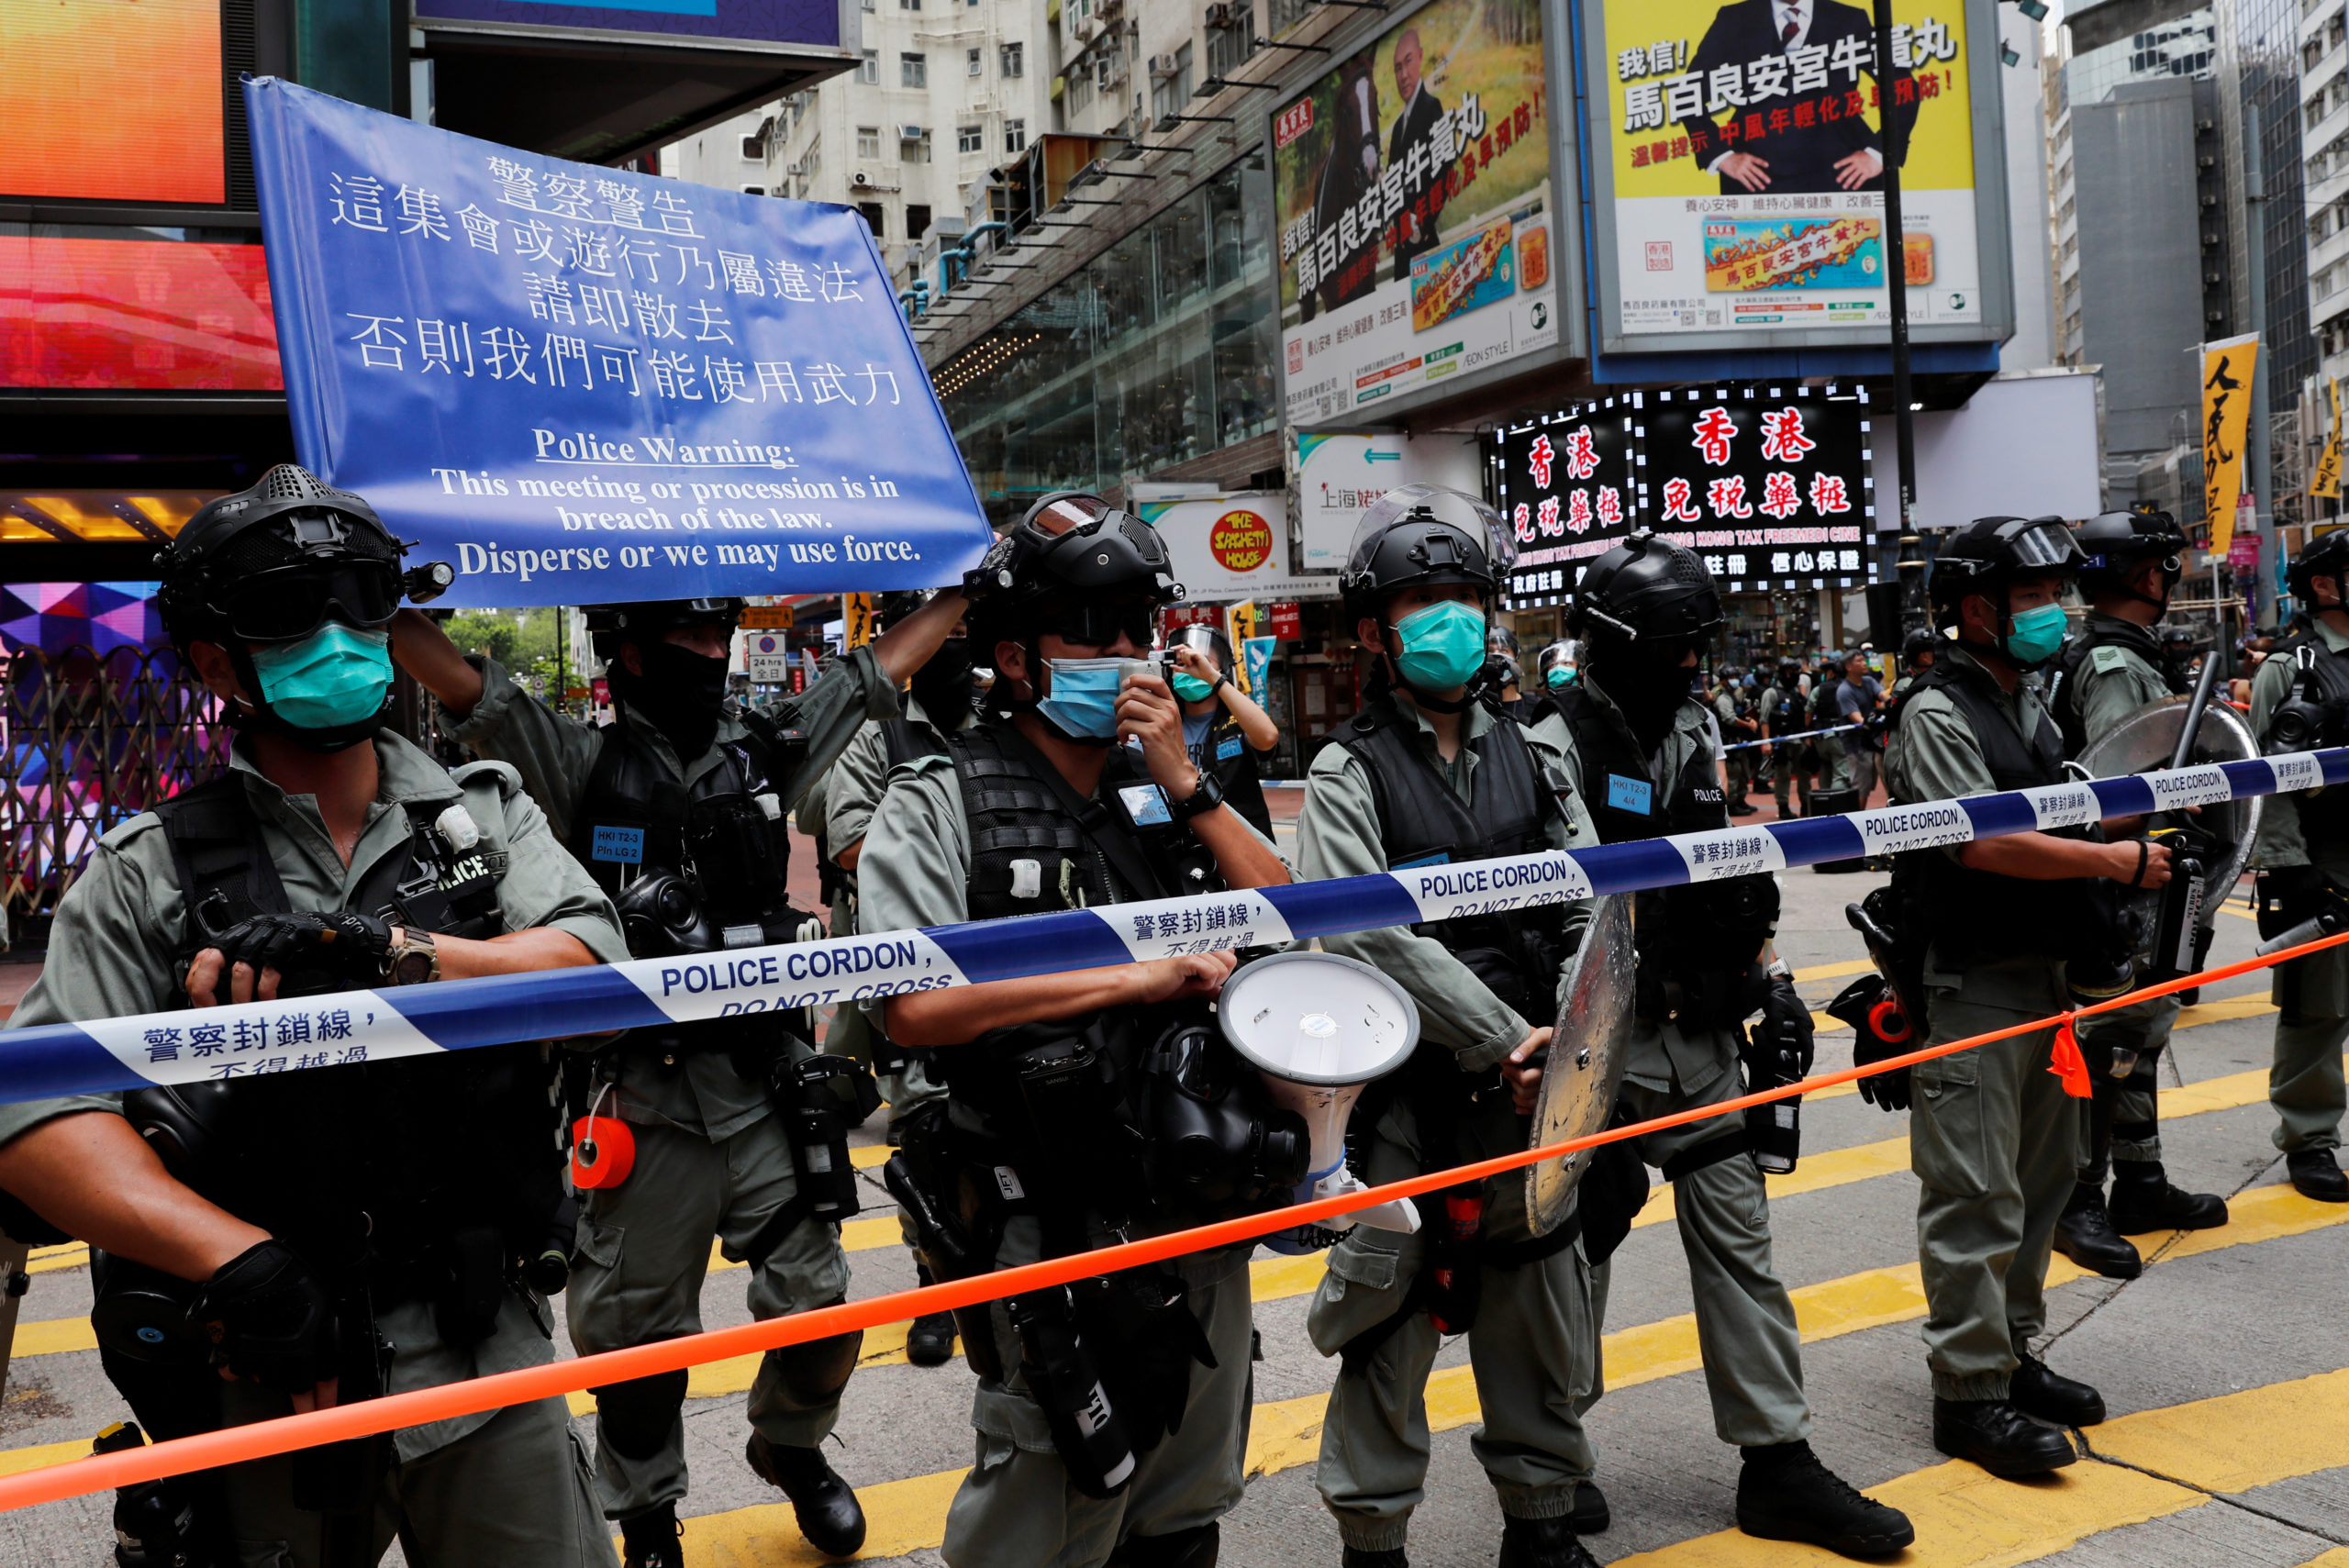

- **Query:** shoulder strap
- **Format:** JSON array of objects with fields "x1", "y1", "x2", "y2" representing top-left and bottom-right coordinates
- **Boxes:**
[
  {"x1": 155, "y1": 773, "x2": 290, "y2": 946},
  {"x1": 882, "y1": 716, "x2": 949, "y2": 771}
]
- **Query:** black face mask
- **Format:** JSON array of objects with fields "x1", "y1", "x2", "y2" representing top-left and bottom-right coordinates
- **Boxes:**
[
  {"x1": 908, "y1": 639, "x2": 975, "y2": 728},
  {"x1": 1590, "y1": 644, "x2": 1697, "y2": 749},
  {"x1": 610, "y1": 639, "x2": 730, "y2": 759}
]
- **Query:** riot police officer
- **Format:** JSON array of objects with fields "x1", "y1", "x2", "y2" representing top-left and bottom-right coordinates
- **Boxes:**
[
  {"x1": 2047, "y1": 509, "x2": 2229, "y2": 1280},
  {"x1": 392, "y1": 585, "x2": 966, "y2": 1563},
  {"x1": 1298, "y1": 489, "x2": 1608, "y2": 1568},
  {"x1": 0, "y1": 464, "x2": 629, "y2": 1567},
  {"x1": 854, "y1": 491, "x2": 1291, "y2": 1568},
  {"x1": 1876, "y1": 516, "x2": 2172, "y2": 1477},
  {"x1": 1712, "y1": 664, "x2": 1762, "y2": 814},
  {"x1": 1537, "y1": 533, "x2": 1913, "y2": 1556},
  {"x1": 1891, "y1": 629, "x2": 1940, "y2": 700},
  {"x1": 2249, "y1": 529, "x2": 2349, "y2": 1202},
  {"x1": 1758, "y1": 660, "x2": 1811, "y2": 817}
]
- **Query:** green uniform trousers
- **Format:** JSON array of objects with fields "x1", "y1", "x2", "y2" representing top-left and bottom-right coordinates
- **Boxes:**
[
  {"x1": 1769, "y1": 749, "x2": 1810, "y2": 816},
  {"x1": 1309, "y1": 1095, "x2": 1607, "y2": 1552},
  {"x1": 568, "y1": 1109, "x2": 852, "y2": 1520},
  {"x1": 2076, "y1": 992, "x2": 2176, "y2": 1176},
  {"x1": 218, "y1": 1382, "x2": 614, "y2": 1568},
  {"x1": 2269, "y1": 944, "x2": 2349, "y2": 1153},
  {"x1": 1911, "y1": 989, "x2": 2080, "y2": 1401},
  {"x1": 941, "y1": 1219, "x2": 1254, "y2": 1568},
  {"x1": 1620, "y1": 1048, "x2": 1812, "y2": 1447}
]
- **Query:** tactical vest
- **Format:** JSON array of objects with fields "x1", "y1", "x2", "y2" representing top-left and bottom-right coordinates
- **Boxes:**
[
  {"x1": 1187, "y1": 710, "x2": 1273, "y2": 840},
  {"x1": 1550, "y1": 687, "x2": 1774, "y2": 1024},
  {"x1": 132, "y1": 771, "x2": 560, "y2": 1328},
  {"x1": 2048, "y1": 617, "x2": 2189, "y2": 758},
  {"x1": 882, "y1": 715, "x2": 952, "y2": 772},
  {"x1": 1891, "y1": 661, "x2": 2106, "y2": 966},
  {"x1": 2261, "y1": 632, "x2": 2349, "y2": 841},
  {"x1": 1339, "y1": 697, "x2": 1567, "y2": 1021},
  {"x1": 1766, "y1": 685, "x2": 1804, "y2": 734}
]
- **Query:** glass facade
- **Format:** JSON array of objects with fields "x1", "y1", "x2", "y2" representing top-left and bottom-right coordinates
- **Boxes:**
[
  {"x1": 934, "y1": 149, "x2": 1279, "y2": 519},
  {"x1": 2059, "y1": 9, "x2": 2216, "y2": 111}
]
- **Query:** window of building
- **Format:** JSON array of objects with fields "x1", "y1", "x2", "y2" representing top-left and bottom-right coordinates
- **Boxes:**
[
  {"x1": 741, "y1": 184, "x2": 766, "y2": 195},
  {"x1": 1207, "y1": 6, "x2": 1255, "y2": 79},
  {"x1": 859, "y1": 50, "x2": 879, "y2": 83},
  {"x1": 958, "y1": 123, "x2": 985, "y2": 153},
  {"x1": 969, "y1": 46, "x2": 985, "y2": 75},
  {"x1": 856, "y1": 202, "x2": 885, "y2": 235},
  {"x1": 1069, "y1": 67, "x2": 1094, "y2": 112},
  {"x1": 1001, "y1": 40, "x2": 1025, "y2": 77},
  {"x1": 899, "y1": 0, "x2": 920, "y2": 9},
  {"x1": 908, "y1": 205, "x2": 932, "y2": 239},
  {"x1": 740, "y1": 133, "x2": 764, "y2": 161},
  {"x1": 805, "y1": 137, "x2": 820, "y2": 177},
  {"x1": 902, "y1": 51, "x2": 927, "y2": 87},
  {"x1": 1152, "y1": 41, "x2": 1194, "y2": 125},
  {"x1": 1005, "y1": 117, "x2": 1028, "y2": 153},
  {"x1": 857, "y1": 126, "x2": 882, "y2": 159},
  {"x1": 901, "y1": 125, "x2": 932, "y2": 161}
]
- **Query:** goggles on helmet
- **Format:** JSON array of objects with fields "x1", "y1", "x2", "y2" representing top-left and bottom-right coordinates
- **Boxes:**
[
  {"x1": 1032, "y1": 596, "x2": 1157, "y2": 650},
  {"x1": 214, "y1": 559, "x2": 406, "y2": 643}
]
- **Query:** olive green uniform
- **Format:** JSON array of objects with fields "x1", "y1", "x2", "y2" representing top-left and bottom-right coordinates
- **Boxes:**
[
  {"x1": 451, "y1": 650, "x2": 896, "y2": 1520},
  {"x1": 1301, "y1": 693, "x2": 1609, "y2": 1552},
  {"x1": 856, "y1": 752, "x2": 1276, "y2": 1568},
  {"x1": 2067, "y1": 618, "x2": 2185, "y2": 1173},
  {"x1": 1, "y1": 732, "x2": 628, "y2": 1568},
  {"x1": 1714, "y1": 688, "x2": 1753, "y2": 803},
  {"x1": 1535, "y1": 680, "x2": 1814, "y2": 1451},
  {"x1": 2251, "y1": 621, "x2": 2349, "y2": 1154},
  {"x1": 1757, "y1": 684, "x2": 1809, "y2": 815},
  {"x1": 1882, "y1": 646, "x2": 2080, "y2": 1401}
]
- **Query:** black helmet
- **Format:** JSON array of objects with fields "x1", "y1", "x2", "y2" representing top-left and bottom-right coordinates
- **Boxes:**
[
  {"x1": 584, "y1": 598, "x2": 744, "y2": 660},
  {"x1": 2288, "y1": 528, "x2": 2349, "y2": 605},
  {"x1": 1339, "y1": 484, "x2": 1508, "y2": 618},
  {"x1": 1927, "y1": 516, "x2": 2084, "y2": 625},
  {"x1": 2074, "y1": 507, "x2": 2188, "y2": 604},
  {"x1": 1901, "y1": 628, "x2": 1939, "y2": 663},
  {"x1": 1487, "y1": 623, "x2": 1521, "y2": 657},
  {"x1": 965, "y1": 491, "x2": 1182, "y2": 654},
  {"x1": 1564, "y1": 531, "x2": 1724, "y2": 648}
]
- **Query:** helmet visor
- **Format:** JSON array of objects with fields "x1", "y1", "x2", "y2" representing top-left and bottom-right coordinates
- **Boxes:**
[
  {"x1": 2005, "y1": 519, "x2": 2085, "y2": 572},
  {"x1": 217, "y1": 561, "x2": 404, "y2": 642},
  {"x1": 1018, "y1": 493, "x2": 1114, "y2": 548}
]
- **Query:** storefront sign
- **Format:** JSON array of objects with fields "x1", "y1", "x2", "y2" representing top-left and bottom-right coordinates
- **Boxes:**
[
  {"x1": 1579, "y1": 0, "x2": 2010, "y2": 357},
  {"x1": 1496, "y1": 398, "x2": 1641, "y2": 607},
  {"x1": 1139, "y1": 495, "x2": 1339, "y2": 602},
  {"x1": 1273, "y1": 0, "x2": 1561, "y2": 428},
  {"x1": 1643, "y1": 385, "x2": 1876, "y2": 590},
  {"x1": 1268, "y1": 602, "x2": 1304, "y2": 639},
  {"x1": 1295, "y1": 429, "x2": 1482, "y2": 571},
  {"x1": 245, "y1": 78, "x2": 992, "y2": 609}
]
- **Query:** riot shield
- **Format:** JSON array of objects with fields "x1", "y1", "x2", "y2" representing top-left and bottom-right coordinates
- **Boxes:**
[
  {"x1": 2075, "y1": 694, "x2": 2264, "y2": 906},
  {"x1": 1525, "y1": 893, "x2": 1635, "y2": 1237}
]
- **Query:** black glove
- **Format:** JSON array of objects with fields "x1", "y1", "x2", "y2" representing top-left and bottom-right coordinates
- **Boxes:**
[
  {"x1": 200, "y1": 910, "x2": 395, "y2": 994},
  {"x1": 2262, "y1": 863, "x2": 2342, "y2": 923},
  {"x1": 1826, "y1": 973, "x2": 1912, "y2": 1113},
  {"x1": 191, "y1": 1240, "x2": 337, "y2": 1395},
  {"x1": 1745, "y1": 974, "x2": 1816, "y2": 1084}
]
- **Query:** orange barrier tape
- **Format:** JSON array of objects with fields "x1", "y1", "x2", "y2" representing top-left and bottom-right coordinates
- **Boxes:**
[{"x1": 1, "y1": 923, "x2": 2337, "y2": 1513}]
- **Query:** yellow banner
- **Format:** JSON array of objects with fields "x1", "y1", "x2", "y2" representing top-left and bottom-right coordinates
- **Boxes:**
[
  {"x1": 2201, "y1": 333, "x2": 2259, "y2": 557},
  {"x1": 843, "y1": 593, "x2": 874, "y2": 650},
  {"x1": 1225, "y1": 601, "x2": 1260, "y2": 693},
  {"x1": 2315, "y1": 377, "x2": 2343, "y2": 503}
]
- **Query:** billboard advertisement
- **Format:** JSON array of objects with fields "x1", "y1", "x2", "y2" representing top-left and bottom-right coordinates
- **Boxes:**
[
  {"x1": 1, "y1": 237, "x2": 281, "y2": 391},
  {"x1": 412, "y1": 0, "x2": 841, "y2": 47},
  {"x1": 1581, "y1": 0, "x2": 2009, "y2": 356},
  {"x1": 1496, "y1": 400, "x2": 1640, "y2": 609},
  {"x1": 1294, "y1": 429, "x2": 1481, "y2": 572},
  {"x1": 2, "y1": 0, "x2": 225, "y2": 204},
  {"x1": 1273, "y1": 0, "x2": 1562, "y2": 428},
  {"x1": 1644, "y1": 385, "x2": 1876, "y2": 591},
  {"x1": 1139, "y1": 495, "x2": 1340, "y2": 603}
]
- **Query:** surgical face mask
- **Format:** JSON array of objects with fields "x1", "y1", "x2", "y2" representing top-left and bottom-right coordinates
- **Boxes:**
[
  {"x1": 1545, "y1": 664, "x2": 1575, "y2": 689},
  {"x1": 1172, "y1": 671, "x2": 1217, "y2": 703},
  {"x1": 1392, "y1": 599, "x2": 1487, "y2": 691},
  {"x1": 250, "y1": 622, "x2": 393, "y2": 731},
  {"x1": 2001, "y1": 602, "x2": 2069, "y2": 667},
  {"x1": 1036, "y1": 657, "x2": 1144, "y2": 743}
]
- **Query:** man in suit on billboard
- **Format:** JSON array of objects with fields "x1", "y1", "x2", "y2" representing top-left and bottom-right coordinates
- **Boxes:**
[
  {"x1": 1687, "y1": 0, "x2": 1918, "y2": 197},
  {"x1": 1386, "y1": 28, "x2": 1448, "y2": 279}
]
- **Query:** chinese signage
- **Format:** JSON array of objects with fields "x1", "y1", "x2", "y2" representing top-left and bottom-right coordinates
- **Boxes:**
[
  {"x1": 1497, "y1": 399, "x2": 1641, "y2": 607},
  {"x1": 1581, "y1": 0, "x2": 2006, "y2": 355},
  {"x1": 1273, "y1": 0, "x2": 1560, "y2": 428},
  {"x1": 2200, "y1": 332, "x2": 2258, "y2": 555},
  {"x1": 1645, "y1": 386, "x2": 1875, "y2": 589},
  {"x1": 1140, "y1": 495, "x2": 1338, "y2": 602},
  {"x1": 245, "y1": 78, "x2": 992, "y2": 608},
  {"x1": 1295, "y1": 429, "x2": 1481, "y2": 571}
]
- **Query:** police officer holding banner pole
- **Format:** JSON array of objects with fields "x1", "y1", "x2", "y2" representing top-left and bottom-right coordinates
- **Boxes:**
[
  {"x1": 1873, "y1": 516, "x2": 2171, "y2": 1478},
  {"x1": 1296, "y1": 488, "x2": 1611, "y2": 1568},
  {"x1": 1538, "y1": 532, "x2": 1914, "y2": 1557},
  {"x1": 853, "y1": 493, "x2": 1290, "y2": 1568},
  {"x1": 0, "y1": 466, "x2": 629, "y2": 1567},
  {"x1": 391, "y1": 584, "x2": 967, "y2": 1564}
]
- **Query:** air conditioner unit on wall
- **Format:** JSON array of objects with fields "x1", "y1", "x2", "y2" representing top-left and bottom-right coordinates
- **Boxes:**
[
  {"x1": 1150, "y1": 52, "x2": 1178, "y2": 77},
  {"x1": 1205, "y1": 1, "x2": 1237, "y2": 27},
  {"x1": 853, "y1": 171, "x2": 874, "y2": 187}
]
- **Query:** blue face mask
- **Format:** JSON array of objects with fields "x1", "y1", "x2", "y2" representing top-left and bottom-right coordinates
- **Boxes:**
[
  {"x1": 1393, "y1": 599, "x2": 1487, "y2": 691},
  {"x1": 1545, "y1": 665, "x2": 1575, "y2": 688},
  {"x1": 250, "y1": 623, "x2": 393, "y2": 730},
  {"x1": 1036, "y1": 657, "x2": 1132, "y2": 741},
  {"x1": 2001, "y1": 602, "x2": 2069, "y2": 667}
]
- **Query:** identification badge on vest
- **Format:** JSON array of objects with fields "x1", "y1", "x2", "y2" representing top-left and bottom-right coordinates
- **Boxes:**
[
  {"x1": 1606, "y1": 774, "x2": 1653, "y2": 816},
  {"x1": 1216, "y1": 735, "x2": 1244, "y2": 761},
  {"x1": 592, "y1": 825, "x2": 646, "y2": 864},
  {"x1": 1116, "y1": 783, "x2": 1174, "y2": 828},
  {"x1": 1392, "y1": 851, "x2": 1452, "y2": 870}
]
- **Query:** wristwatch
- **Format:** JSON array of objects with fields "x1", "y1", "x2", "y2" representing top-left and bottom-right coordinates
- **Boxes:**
[
  {"x1": 384, "y1": 929, "x2": 440, "y2": 987},
  {"x1": 1168, "y1": 768, "x2": 1226, "y2": 822}
]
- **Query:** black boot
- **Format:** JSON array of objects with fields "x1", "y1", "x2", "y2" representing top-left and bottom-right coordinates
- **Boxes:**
[
  {"x1": 1110, "y1": 1521, "x2": 1219, "y2": 1567},
  {"x1": 1340, "y1": 1550, "x2": 1407, "y2": 1568},
  {"x1": 619, "y1": 1503, "x2": 685, "y2": 1568},
  {"x1": 907, "y1": 1264, "x2": 959, "y2": 1367},
  {"x1": 2288, "y1": 1149, "x2": 2349, "y2": 1202},
  {"x1": 1932, "y1": 1399, "x2": 2076, "y2": 1477},
  {"x1": 2011, "y1": 1354, "x2": 2105, "y2": 1427},
  {"x1": 2108, "y1": 1162, "x2": 2228, "y2": 1232},
  {"x1": 745, "y1": 1433, "x2": 867, "y2": 1558},
  {"x1": 2052, "y1": 1183, "x2": 2141, "y2": 1279},
  {"x1": 1497, "y1": 1513, "x2": 1600, "y2": 1568},
  {"x1": 1569, "y1": 1480, "x2": 1609, "y2": 1535},
  {"x1": 1736, "y1": 1441, "x2": 1914, "y2": 1558}
]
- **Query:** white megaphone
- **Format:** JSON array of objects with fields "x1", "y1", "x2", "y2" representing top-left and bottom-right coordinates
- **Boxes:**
[{"x1": 1218, "y1": 951, "x2": 1422, "y2": 1251}]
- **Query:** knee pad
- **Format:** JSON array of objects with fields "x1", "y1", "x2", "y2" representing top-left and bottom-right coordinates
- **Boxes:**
[
  {"x1": 589, "y1": 1368, "x2": 688, "y2": 1462},
  {"x1": 1110, "y1": 1521, "x2": 1219, "y2": 1568},
  {"x1": 764, "y1": 1313, "x2": 863, "y2": 1408}
]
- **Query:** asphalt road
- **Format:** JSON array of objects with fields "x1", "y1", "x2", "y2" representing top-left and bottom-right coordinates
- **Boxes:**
[{"x1": 1, "y1": 826, "x2": 2345, "y2": 1567}]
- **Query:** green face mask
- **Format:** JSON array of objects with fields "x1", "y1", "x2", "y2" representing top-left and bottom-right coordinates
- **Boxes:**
[
  {"x1": 1545, "y1": 665, "x2": 1575, "y2": 688},
  {"x1": 1393, "y1": 599, "x2": 1487, "y2": 691},
  {"x1": 2001, "y1": 601, "x2": 2068, "y2": 667},
  {"x1": 1172, "y1": 672, "x2": 1216, "y2": 702},
  {"x1": 250, "y1": 623, "x2": 394, "y2": 730}
]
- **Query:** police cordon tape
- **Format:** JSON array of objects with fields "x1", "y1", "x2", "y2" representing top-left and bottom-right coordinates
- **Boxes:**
[
  {"x1": 3, "y1": 924, "x2": 2343, "y2": 1513},
  {"x1": 0, "y1": 744, "x2": 2338, "y2": 1106},
  {"x1": 1718, "y1": 718, "x2": 1865, "y2": 752}
]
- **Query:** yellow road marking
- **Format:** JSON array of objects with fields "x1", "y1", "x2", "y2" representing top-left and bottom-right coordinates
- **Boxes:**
[
  {"x1": 0, "y1": 1437, "x2": 99, "y2": 1478},
  {"x1": 2291, "y1": 1551, "x2": 2349, "y2": 1568},
  {"x1": 1791, "y1": 958, "x2": 1876, "y2": 984},
  {"x1": 26, "y1": 1242, "x2": 87, "y2": 1276},
  {"x1": 1617, "y1": 1365, "x2": 2349, "y2": 1565}
]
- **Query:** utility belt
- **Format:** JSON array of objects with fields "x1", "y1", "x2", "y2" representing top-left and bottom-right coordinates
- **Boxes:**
[{"x1": 1426, "y1": 911, "x2": 1564, "y2": 1029}]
